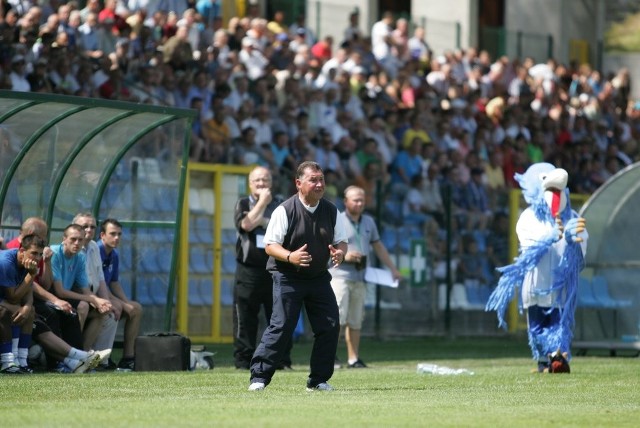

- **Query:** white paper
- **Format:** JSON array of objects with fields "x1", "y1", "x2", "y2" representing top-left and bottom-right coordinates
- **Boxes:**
[
  {"x1": 256, "y1": 234, "x2": 265, "y2": 249},
  {"x1": 365, "y1": 267, "x2": 399, "y2": 288}
]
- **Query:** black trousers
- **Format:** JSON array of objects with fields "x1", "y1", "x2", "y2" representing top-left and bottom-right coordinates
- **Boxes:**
[
  {"x1": 250, "y1": 270, "x2": 340, "y2": 388},
  {"x1": 233, "y1": 263, "x2": 292, "y2": 369},
  {"x1": 33, "y1": 299, "x2": 84, "y2": 350}
]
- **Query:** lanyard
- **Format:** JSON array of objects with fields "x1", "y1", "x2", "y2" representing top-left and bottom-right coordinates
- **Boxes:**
[{"x1": 348, "y1": 215, "x2": 364, "y2": 252}]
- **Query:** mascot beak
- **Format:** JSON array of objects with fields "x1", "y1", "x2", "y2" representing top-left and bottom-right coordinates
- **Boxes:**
[{"x1": 541, "y1": 168, "x2": 568, "y2": 217}]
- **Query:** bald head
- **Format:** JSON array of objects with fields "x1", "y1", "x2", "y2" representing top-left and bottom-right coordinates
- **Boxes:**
[{"x1": 20, "y1": 217, "x2": 48, "y2": 240}]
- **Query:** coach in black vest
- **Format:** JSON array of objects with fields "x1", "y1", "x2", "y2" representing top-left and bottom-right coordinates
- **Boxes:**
[{"x1": 248, "y1": 161, "x2": 348, "y2": 392}]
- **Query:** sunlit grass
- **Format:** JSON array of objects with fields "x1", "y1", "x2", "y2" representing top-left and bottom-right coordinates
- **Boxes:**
[{"x1": 1, "y1": 337, "x2": 638, "y2": 427}]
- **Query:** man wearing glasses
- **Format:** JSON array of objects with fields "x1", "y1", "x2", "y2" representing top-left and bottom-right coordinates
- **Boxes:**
[{"x1": 73, "y1": 213, "x2": 119, "y2": 369}]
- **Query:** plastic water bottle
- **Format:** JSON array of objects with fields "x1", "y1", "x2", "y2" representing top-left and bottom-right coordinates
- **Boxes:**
[
  {"x1": 416, "y1": 363, "x2": 438, "y2": 374},
  {"x1": 417, "y1": 363, "x2": 474, "y2": 375}
]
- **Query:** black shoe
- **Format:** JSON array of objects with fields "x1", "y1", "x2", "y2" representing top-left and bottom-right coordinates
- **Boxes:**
[
  {"x1": 96, "y1": 358, "x2": 117, "y2": 371},
  {"x1": 347, "y1": 358, "x2": 368, "y2": 368},
  {"x1": 20, "y1": 365, "x2": 35, "y2": 374},
  {"x1": 1, "y1": 363, "x2": 27, "y2": 374},
  {"x1": 117, "y1": 357, "x2": 135, "y2": 372}
]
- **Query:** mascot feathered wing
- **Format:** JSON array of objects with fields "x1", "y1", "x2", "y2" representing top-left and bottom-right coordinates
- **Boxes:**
[{"x1": 485, "y1": 163, "x2": 588, "y2": 367}]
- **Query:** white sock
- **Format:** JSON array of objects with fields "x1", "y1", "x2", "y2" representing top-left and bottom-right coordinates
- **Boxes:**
[
  {"x1": 348, "y1": 358, "x2": 358, "y2": 365},
  {"x1": 67, "y1": 348, "x2": 89, "y2": 360},
  {"x1": 11, "y1": 338, "x2": 19, "y2": 357},
  {"x1": 17, "y1": 348, "x2": 29, "y2": 367},
  {"x1": 1, "y1": 352, "x2": 16, "y2": 369},
  {"x1": 63, "y1": 357, "x2": 81, "y2": 371}
]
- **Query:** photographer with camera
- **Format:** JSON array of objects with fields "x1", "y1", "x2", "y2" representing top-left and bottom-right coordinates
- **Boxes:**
[{"x1": 330, "y1": 186, "x2": 401, "y2": 368}]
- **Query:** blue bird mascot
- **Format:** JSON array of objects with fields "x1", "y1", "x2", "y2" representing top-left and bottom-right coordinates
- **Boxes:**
[{"x1": 485, "y1": 162, "x2": 588, "y2": 373}]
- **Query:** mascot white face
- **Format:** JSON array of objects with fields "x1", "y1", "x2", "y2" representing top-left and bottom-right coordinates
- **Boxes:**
[
  {"x1": 516, "y1": 162, "x2": 569, "y2": 219},
  {"x1": 540, "y1": 168, "x2": 568, "y2": 218}
]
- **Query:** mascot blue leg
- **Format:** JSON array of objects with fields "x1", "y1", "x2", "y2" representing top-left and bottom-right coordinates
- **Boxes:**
[{"x1": 527, "y1": 306, "x2": 562, "y2": 371}]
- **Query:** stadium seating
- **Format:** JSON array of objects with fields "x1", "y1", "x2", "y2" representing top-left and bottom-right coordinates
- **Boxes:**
[
  {"x1": 189, "y1": 278, "x2": 205, "y2": 306},
  {"x1": 200, "y1": 277, "x2": 214, "y2": 306},
  {"x1": 577, "y1": 276, "x2": 602, "y2": 307},
  {"x1": 222, "y1": 251, "x2": 236, "y2": 274},
  {"x1": 189, "y1": 247, "x2": 210, "y2": 274},
  {"x1": 195, "y1": 215, "x2": 214, "y2": 244},
  {"x1": 591, "y1": 276, "x2": 633, "y2": 308}
]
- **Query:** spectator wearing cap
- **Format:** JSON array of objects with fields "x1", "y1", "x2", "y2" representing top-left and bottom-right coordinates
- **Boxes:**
[
  {"x1": 239, "y1": 37, "x2": 268, "y2": 81},
  {"x1": 270, "y1": 32, "x2": 294, "y2": 70},
  {"x1": 288, "y1": 13, "x2": 315, "y2": 47},
  {"x1": 288, "y1": 27, "x2": 309, "y2": 55}
]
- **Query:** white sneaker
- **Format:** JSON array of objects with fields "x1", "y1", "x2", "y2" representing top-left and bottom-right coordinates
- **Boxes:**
[
  {"x1": 248, "y1": 382, "x2": 266, "y2": 391},
  {"x1": 306, "y1": 382, "x2": 333, "y2": 392},
  {"x1": 76, "y1": 349, "x2": 112, "y2": 373},
  {"x1": 73, "y1": 356, "x2": 91, "y2": 374},
  {"x1": 93, "y1": 349, "x2": 112, "y2": 367}
]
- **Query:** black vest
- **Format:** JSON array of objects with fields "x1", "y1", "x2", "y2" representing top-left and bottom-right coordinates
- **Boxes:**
[
  {"x1": 266, "y1": 195, "x2": 337, "y2": 279},
  {"x1": 234, "y1": 195, "x2": 282, "y2": 267}
]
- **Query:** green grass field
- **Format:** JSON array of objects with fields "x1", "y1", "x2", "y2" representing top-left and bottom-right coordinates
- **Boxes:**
[{"x1": 2, "y1": 337, "x2": 639, "y2": 427}]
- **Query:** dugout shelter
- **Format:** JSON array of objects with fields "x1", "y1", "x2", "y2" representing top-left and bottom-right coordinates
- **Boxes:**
[
  {"x1": 0, "y1": 91, "x2": 195, "y2": 332},
  {"x1": 574, "y1": 162, "x2": 640, "y2": 354}
]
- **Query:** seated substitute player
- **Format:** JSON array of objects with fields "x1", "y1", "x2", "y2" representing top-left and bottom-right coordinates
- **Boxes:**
[
  {"x1": 98, "y1": 218, "x2": 142, "y2": 371},
  {"x1": 0, "y1": 234, "x2": 41, "y2": 373},
  {"x1": 6, "y1": 218, "x2": 87, "y2": 369},
  {"x1": 73, "y1": 212, "x2": 118, "y2": 368},
  {"x1": 50, "y1": 224, "x2": 112, "y2": 351}
]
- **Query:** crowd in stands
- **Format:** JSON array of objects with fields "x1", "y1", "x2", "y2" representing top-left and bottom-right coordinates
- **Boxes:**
[{"x1": 1, "y1": 1, "x2": 639, "y2": 289}]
